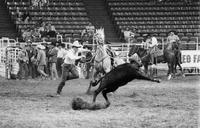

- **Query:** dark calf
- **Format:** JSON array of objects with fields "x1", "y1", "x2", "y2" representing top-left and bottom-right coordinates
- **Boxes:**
[{"x1": 92, "y1": 63, "x2": 160, "y2": 106}]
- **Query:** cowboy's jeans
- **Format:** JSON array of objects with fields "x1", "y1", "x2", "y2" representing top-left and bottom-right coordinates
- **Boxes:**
[
  {"x1": 18, "y1": 61, "x2": 28, "y2": 79},
  {"x1": 56, "y1": 58, "x2": 63, "y2": 77},
  {"x1": 57, "y1": 64, "x2": 79, "y2": 94}
]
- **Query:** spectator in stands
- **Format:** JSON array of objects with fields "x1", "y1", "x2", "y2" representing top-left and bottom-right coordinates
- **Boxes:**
[
  {"x1": 38, "y1": 22, "x2": 47, "y2": 39},
  {"x1": 56, "y1": 43, "x2": 66, "y2": 77},
  {"x1": 22, "y1": 11, "x2": 31, "y2": 24},
  {"x1": 22, "y1": 27, "x2": 33, "y2": 42},
  {"x1": 123, "y1": 27, "x2": 134, "y2": 43},
  {"x1": 85, "y1": 23, "x2": 95, "y2": 43},
  {"x1": 40, "y1": 0, "x2": 48, "y2": 7},
  {"x1": 81, "y1": 29, "x2": 90, "y2": 43},
  {"x1": 16, "y1": 7, "x2": 22, "y2": 22},
  {"x1": 32, "y1": 27, "x2": 41, "y2": 42},
  {"x1": 46, "y1": 23, "x2": 57, "y2": 38},
  {"x1": 48, "y1": 42, "x2": 58, "y2": 80},
  {"x1": 130, "y1": 27, "x2": 137, "y2": 43},
  {"x1": 36, "y1": 44, "x2": 48, "y2": 78},
  {"x1": 36, "y1": 18, "x2": 44, "y2": 28},
  {"x1": 17, "y1": 46, "x2": 29, "y2": 80},
  {"x1": 31, "y1": 0, "x2": 39, "y2": 7},
  {"x1": 86, "y1": 23, "x2": 95, "y2": 35}
]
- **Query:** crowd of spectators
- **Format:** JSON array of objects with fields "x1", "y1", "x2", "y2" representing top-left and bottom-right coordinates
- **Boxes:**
[
  {"x1": 21, "y1": 19, "x2": 57, "y2": 42},
  {"x1": 31, "y1": 0, "x2": 48, "y2": 8},
  {"x1": 14, "y1": 40, "x2": 69, "y2": 80},
  {"x1": 150, "y1": 0, "x2": 194, "y2": 3}
]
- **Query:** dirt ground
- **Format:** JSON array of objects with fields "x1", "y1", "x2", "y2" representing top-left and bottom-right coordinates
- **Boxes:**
[{"x1": 0, "y1": 74, "x2": 199, "y2": 128}]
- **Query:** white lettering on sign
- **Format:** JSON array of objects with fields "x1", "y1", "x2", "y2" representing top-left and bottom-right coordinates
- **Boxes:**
[{"x1": 181, "y1": 50, "x2": 200, "y2": 68}]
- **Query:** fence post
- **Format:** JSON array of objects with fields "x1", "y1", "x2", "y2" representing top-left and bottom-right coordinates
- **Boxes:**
[
  {"x1": 162, "y1": 37, "x2": 164, "y2": 50},
  {"x1": 196, "y1": 37, "x2": 198, "y2": 50}
]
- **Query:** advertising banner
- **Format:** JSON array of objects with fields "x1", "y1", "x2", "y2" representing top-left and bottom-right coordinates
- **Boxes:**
[{"x1": 181, "y1": 50, "x2": 200, "y2": 68}]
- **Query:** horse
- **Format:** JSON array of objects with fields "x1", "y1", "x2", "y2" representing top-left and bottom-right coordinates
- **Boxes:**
[
  {"x1": 128, "y1": 43, "x2": 184, "y2": 80},
  {"x1": 85, "y1": 44, "x2": 125, "y2": 94},
  {"x1": 86, "y1": 44, "x2": 112, "y2": 94}
]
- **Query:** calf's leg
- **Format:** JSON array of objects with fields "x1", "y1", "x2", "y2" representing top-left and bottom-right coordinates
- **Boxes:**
[
  {"x1": 102, "y1": 89, "x2": 111, "y2": 107},
  {"x1": 136, "y1": 71, "x2": 160, "y2": 83}
]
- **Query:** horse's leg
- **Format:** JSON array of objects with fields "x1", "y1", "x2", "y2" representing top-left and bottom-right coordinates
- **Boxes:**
[
  {"x1": 172, "y1": 63, "x2": 176, "y2": 78},
  {"x1": 167, "y1": 63, "x2": 172, "y2": 80},
  {"x1": 86, "y1": 68, "x2": 98, "y2": 94},
  {"x1": 177, "y1": 62, "x2": 185, "y2": 77}
]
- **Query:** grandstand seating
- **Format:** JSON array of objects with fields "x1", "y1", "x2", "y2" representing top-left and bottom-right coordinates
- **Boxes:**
[
  {"x1": 106, "y1": 0, "x2": 200, "y2": 46},
  {"x1": 6, "y1": 0, "x2": 90, "y2": 41},
  {"x1": 2, "y1": 0, "x2": 200, "y2": 49}
]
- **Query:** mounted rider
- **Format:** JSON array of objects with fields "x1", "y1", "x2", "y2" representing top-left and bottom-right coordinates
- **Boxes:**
[
  {"x1": 166, "y1": 30, "x2": 181, "y2": 63},
  {"x1": 142, "y1": 34, "x2": 159, "y2": 65}
]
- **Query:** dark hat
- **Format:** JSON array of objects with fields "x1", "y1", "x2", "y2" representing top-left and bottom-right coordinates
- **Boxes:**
[
  {"x1": 151, "y1": 33, "x2": 158, "y2": 36},
  {"x1": 168, "y1": 30, "x2": 177, "y2": 34},
  {"x1": 50, "y1": 41, "x2": 57, "y2": 46},
  {"x1": 105, "y1": 41, "x2": 111, "y2": 44},
  {"x1": 58, "y1": 43, "x2": 65, "y2": 48}
]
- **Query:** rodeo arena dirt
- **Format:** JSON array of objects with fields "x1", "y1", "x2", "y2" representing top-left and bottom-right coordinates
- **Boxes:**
[{"x1": 0, "y1": 0, "x2": 200, "y2": 128}]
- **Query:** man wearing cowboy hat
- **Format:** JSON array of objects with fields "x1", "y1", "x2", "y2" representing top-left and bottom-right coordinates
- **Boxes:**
[
  {"x1": 36, "y1": 44, "x2": 48, "y2": 78},
  {"x1": 56, "y1": 41, "x2": 85, "y2": 95},
  {"x1": 167, "y1": 30, "x2": 182, "y2": 64},
  {"x1": 167, "y1": 30, "x2": 180, "y2": 45}
]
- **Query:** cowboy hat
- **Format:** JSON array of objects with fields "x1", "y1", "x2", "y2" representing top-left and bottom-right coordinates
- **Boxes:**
[
  {"x1": 168, "y1": 30, "x2": 177, "y2": 34},
  {"x1": 72, "y1": 41, "x2": 82, "y2": 48},
  {"x1": 36, "y1": 44, "x2": 45, "y2": 50}
]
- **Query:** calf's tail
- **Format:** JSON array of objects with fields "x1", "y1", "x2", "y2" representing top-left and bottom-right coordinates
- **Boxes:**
[{"x1": 92, "y1": 75, "x2": 105, "y2": 87}]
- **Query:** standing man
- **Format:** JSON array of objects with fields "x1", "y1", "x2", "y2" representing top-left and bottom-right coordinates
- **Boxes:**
[
  {"x1": 56, "y1": 43, "x2": 66, "y2": 77},
  {"x1": 123, "y1": 27, "x2": 134, "y2": 43},
  {"x1": 146, "y1": 34, "x2": 158, "y2": 65},
  {"x1": 17, "y1": 45, "x2": 29, "y2": 80},
  {"x1": 56, "y1": 41, "x2": 85, "y2": 95},
  {"x1": 36, "y1": 44, "x2": 48, "y2": 78},
  {"x1": 48, "y1": 41, "x2": 58, "y2": 80},
  {"x1": 25, "y1": 40, "x2": 36, "y2": 78}
]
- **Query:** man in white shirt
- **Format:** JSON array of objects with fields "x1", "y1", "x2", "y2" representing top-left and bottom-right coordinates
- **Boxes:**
[
  {"x1": 56, "y1": 41, "x2": 85, "y2": 95},
  {"x1": 148, "y1": 34, "x2": 158, "y2": 64},
  {"x1": 167, "y1": 30, "x2": 181, "y2": 64},
  {"x1": 123, "y1": 27, "x2": 135, "y2": 43}
]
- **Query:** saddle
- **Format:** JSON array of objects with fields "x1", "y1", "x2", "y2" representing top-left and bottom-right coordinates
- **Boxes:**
[
  {"x1": 150, "y1": 47, "x2": 163, "y2": 58},
  {"x1": 153, "y1": 49, "x2": 163, "y2": 58}
]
